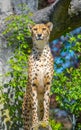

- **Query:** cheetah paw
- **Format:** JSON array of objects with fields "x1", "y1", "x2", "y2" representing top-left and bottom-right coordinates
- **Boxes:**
[
  {"x1": 30, "y1": 121, "x2": 52, "y2": 130},
  {"x1": 39, "y1": 121, "x2": 52, "y2": 130}
]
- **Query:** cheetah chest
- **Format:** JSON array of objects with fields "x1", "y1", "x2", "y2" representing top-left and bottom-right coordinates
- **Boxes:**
[
  {"x1": 36, "y1": 59, "x2": 47, "y2": 86},
  {"x1": 32, "y1": 53, "x2": 51, "y2": 93}
]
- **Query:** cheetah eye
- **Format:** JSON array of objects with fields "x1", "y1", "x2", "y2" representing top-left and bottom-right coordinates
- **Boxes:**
[
  {"x1": 42, "y1": 28, "x2": 46, "y2": 31},
  {"x1": 33, "y1": 28, "x2": 37, "y2": 31}
]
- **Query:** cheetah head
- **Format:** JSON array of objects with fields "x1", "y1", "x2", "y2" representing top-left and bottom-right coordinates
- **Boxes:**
[{"x1": 28, "y1": 22, "x2": 53, "y2": 48}]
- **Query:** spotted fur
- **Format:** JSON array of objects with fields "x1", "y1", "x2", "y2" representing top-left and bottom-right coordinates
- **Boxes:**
[{"x1": 22, "y1": 22, "x2": 54, "y2": 130}]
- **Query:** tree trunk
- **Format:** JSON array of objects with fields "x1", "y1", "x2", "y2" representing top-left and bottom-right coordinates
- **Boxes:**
[{"x1": 31, "y1": 0, "x2": 81, "y2": 40}]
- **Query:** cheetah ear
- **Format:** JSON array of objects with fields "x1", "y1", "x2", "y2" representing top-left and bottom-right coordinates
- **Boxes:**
[
  {"x1": 46, "y1": 22, "x2": 53, "y2": 31},
  {"x1": 28, "y1": 24, "x2": 34, "y2": 32}
]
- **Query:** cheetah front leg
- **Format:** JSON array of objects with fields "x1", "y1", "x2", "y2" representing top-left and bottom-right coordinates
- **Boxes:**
[
  {"x1": 31, "y1": 85, "x2": 39, "y2": 127},
  {"x1": 43, "y1": 82, "x2": 50, "y2": 123}
]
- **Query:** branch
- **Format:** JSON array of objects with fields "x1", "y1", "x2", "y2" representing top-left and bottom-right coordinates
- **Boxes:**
[{"x1": 31, "y1": 0, "x2": 81, "y2": 41}]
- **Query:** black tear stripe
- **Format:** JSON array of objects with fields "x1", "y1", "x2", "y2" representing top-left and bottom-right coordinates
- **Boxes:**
[{"x1": 32, "y1": 83, "x2": 37, "y2": 87}]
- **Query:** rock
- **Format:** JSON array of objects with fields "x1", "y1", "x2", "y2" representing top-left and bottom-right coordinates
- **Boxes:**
[{"x1": 50, "y1": 108, "x2": 72, "y2": 130}]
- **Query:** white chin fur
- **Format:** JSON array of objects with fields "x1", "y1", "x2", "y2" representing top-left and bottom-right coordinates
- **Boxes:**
[{"x1": 34, "y1": 40, "x2": 47, "y2": 49}]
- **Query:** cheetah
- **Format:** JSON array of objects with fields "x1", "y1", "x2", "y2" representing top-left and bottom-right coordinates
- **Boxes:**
[{"x1": 22, "y1": 22, "x2": 54, "y2": 130}]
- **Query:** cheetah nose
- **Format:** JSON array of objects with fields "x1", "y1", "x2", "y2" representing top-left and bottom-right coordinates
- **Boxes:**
[{"x1": 37, "y1": 34, "x2": 42, "y2": 37}]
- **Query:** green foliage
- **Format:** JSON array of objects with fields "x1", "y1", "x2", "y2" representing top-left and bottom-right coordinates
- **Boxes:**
[
  {"x1": 52, "y1": 32, "x2": 81, "y2": 129},
  {"x1": 2, "y1": 14, "x2": 33, "y2": 129},
  {"x1": 49, "y1": 119, "x2": 62, "y2": 130},
  {"x1": 52, "y1": 67, "x2": 81, "y2": 114},
  {"x1": 68, "y1": 34, "x2": 81, "y2": 60}
]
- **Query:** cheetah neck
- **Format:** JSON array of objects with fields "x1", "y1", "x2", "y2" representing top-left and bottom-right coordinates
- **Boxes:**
[
  {"x1": 33, "y1": 40, "x2": 49, "y2": 51},
  {"x1": 32, "y1": 42, "x2": 50, "y2": 54},
  {"x1": 33, "y1": 40, "x2": 50, "y2": 53}
]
